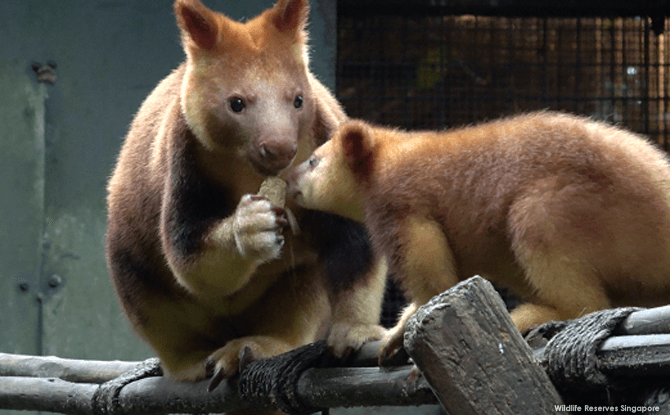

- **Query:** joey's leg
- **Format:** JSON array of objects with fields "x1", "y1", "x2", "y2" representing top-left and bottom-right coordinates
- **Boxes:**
[
  {"x1": 510, "y1": 269, "x2": 610, "y2": 333},
  {"x1": 379, "y1": 302, "x2": 418, "y2": 364},
  {"x1": 508, "y1": 180, "x2": 613, "y2": 333},
  {"x1": 327, "y1": 257, "x2": 389, "y2": 359},
  {"x1": 512, "y1": 251, "x2": 610, "y2": 333},
  {"x1": 378, "y1": 216, "x2": 459, "y2": 364},
  {"x1": 510, "y1": 303, "x2": 562, "y2": 334}
]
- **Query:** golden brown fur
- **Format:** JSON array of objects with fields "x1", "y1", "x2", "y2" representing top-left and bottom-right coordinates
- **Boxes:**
[
  {"x1": 106, "y1": 0, "x2": 387, "y2": 405},
  {"x1": 287, "y1": 111, "x2": 670, "y2": 362}
]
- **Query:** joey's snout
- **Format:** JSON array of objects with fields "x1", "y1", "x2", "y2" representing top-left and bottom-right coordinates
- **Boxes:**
[{"x1": 285, "y1": 165, "x2": 305, "y2": 203}]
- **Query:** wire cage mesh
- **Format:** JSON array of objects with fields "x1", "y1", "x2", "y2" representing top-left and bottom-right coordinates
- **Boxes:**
[{"x1": 336, "y1": 12, "x2": 670, "y2": 327}]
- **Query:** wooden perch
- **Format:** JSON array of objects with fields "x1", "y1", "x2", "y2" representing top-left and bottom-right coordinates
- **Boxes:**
[
  {"x1": 529, "y1": 305, "x2": 670, "y2": 378},
  {"x1": 0, "y1": 341, "x2": 398, "y2": 383},
  {"x1": 0, "y1": 367, "x2": 435, "y2": 414},
  {"x1": 404, "y1": 276, "x2": 565, "y2": 415},
  {"x1": 0, "y1": 342, "x2": 437, "y2": 414},
  {"x1": 6, "y1": 280, "x2": 670, "y2": 414},
  {"x1": 599, "y1": 334, "x2": 670, "y2": 377},
  {"x1": 0, "y1": 353, "x2": 139, "y2": 383},
  {"x1": 615, "y1": 305, "x2": 670, "y2": 336}
]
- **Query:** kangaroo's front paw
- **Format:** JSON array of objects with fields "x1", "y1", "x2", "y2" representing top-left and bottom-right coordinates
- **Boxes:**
[
  {"x1": 327, "y1": 322, "x2": 387, "y2": 360},
  {"x1": 206, "y1": 337, "x2": 291, "y2": 392},
  {"x1": 206, "y1": 339, "x2": 259, "y2": 392},
  {"x1": 233, "y1": 194, "x2": 288, "y2": 262}
]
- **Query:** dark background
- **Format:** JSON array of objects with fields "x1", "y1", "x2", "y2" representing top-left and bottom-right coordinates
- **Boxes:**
[{"x1": 336, "y1": 1, "x2": 670, "y2": 326}]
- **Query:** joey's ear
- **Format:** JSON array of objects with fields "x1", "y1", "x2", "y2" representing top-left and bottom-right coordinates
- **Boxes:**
[
  {"x1": 268, "y1": 0, "x2": 309, "y2": 38},
  {"x1": 340, "y1": 121, "x2": 375, "y2": 178},
  {"x1": 174, "y1": 0, "x2": 220, "y2": 51}
]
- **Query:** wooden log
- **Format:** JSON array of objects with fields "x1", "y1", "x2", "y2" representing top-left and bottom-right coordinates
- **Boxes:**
[
  {"x1": 0, "y1": 375, "x2": 240, "y2": 415},
  {"x1": 297, "y1": 366, "x2": 437, "y2": 409},
  {"x1": 614, "y1": 305, "x2": 670, "y2": 336},
  {"x1": 0, "y1": 365, "x2": 436, "y2": 414},
  {"x1": 0, "y1": 352, "x2": 138, "y2": 383},
  {"x1": 0, "y1": 376, "x2": 96, "y2": 414},
  {"x1": 531, "y1": 334, "x2": 670, "y2": 378},
  {"x1": 404, "y1": 276, "x2": 565, "y2": 415},
  {"x1": 594, "y1": 334, "x2": 670, "y2": 377},
  {"x1": 0, "y1": 341, "x2": 397, "y2": 385},
  {"x1": 526, "y1": 306, "x2": 670, "y2": 378},
  {"x1": 116, "y1": 374, "x2": 243, "y2": 414}
]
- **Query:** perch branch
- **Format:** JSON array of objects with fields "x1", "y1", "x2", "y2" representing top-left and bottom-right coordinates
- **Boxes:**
[
  {"x1": 0, "y1": 366, "x2": 435, "y2": 414},
  {"x1": 0, "y1": 341, "x2": 391, "y2": 384},
  {"x1": 0, "y1": 343, "x2": 436, "y2": 414},
  {"x1": 404, "y1": 276, "x2": 564, "y2": 414},
  {"x1": 8, "y1": 291, "x2": 670, "y2": 414},
  {"x1": 529, "y1": 306, "x2": 670, "y2": 378},
  {"x1": 0, "y1": 353, "x2": 138, "y2": 383}
]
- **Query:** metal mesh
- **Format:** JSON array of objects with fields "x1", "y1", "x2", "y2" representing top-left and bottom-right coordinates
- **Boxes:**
[{"x1": 336, "y1": 14, "x2": 670, "y2": 327}]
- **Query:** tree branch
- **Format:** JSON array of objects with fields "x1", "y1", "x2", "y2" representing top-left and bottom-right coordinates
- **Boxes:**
[
  {"x1": 0, "y1": 344, "x2": 437, "y2": 414},
  {"x1": 0, "y1": 353, "x2": 138, "y2": 383},
  {"x1": 10, "y1": 288, "x2": 670, "y2": 414}
]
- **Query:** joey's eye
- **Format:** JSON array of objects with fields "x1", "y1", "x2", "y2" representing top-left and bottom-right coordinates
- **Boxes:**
[
  {"x1": 294, "y1": 95, "x2": 304, "y2": 109},
  {"x1": 230, "y1": 98, "x2": 245, "y2": 113},
  {"x1": 308, "y1": 155, "x2": 318, "y2": 168}
]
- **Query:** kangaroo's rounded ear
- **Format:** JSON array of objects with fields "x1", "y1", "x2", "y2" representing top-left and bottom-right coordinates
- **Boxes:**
[
  {"x1": 174, "y1": 0, "x2": 220, "y2": 51},
  {"x1": 268, "y1": 0, "x2": 309, "y2": 37},
  {"x1": 340, "y1": 121, "x2": 376, "y2": 178}
]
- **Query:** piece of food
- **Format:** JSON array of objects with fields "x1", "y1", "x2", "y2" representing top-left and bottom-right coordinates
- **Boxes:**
[{"x1": 259, "y1": 177, "x2": 299, "y2": 235}]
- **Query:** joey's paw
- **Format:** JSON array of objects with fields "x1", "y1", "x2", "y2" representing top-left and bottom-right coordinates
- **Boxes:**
[
  {"x1": 408, "y1": 364, "x2": 423, "y2": 386},
  {"x1": 378, "y1": 326, "x2": 406, "y2": 366},
  {"x1": 233, "y1": 194, "x2": 288, "y2": 262},
  {"x1": 327, "y1": 322, "x2": 387, "y2": 361},
  {"x1": 206, "y1": 341, "x2": 259, "y2": 392}
]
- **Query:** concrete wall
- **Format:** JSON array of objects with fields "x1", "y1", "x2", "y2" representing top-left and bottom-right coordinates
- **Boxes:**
[{"x1": 0, "y1": 0, "x2": 337, "y2": 413}]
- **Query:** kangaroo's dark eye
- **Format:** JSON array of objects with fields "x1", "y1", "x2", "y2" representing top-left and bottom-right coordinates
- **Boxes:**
[
  {"x1": 294, "y1": 95, "x2": 304, "y2": 109},
  {"x1": 308, "y1": 155, "x2": 318, "y2": 168},
  {"x1": 230, "y1": 98, "x2": 245, "y2": 113}
]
